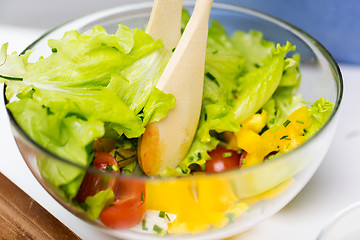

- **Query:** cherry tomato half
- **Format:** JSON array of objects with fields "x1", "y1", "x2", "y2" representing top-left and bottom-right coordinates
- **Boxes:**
[
  {"x1": 75, "y1": 152, "x2": 119, "y2": 202},
  {"x1": 76, "y1": 152, "x2": 146, "y2": 229},
  {"x1": 99, "y1": 179, "x2": 146, "y2": 229},
  {"x1": 205, "y1": 147, "x2": 240, "y2": 173},
  {"x1": 99, "y1": 197, "x2": 146, "y2": 229}
]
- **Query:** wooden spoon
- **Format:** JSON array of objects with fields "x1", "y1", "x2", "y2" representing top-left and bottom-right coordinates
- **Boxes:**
[
  {"x1": 138, "y1": 0, "x2": 213, "y2": 176},
  {"x1": 145, "y1": 0, "x2": 183, "y2": 51}
]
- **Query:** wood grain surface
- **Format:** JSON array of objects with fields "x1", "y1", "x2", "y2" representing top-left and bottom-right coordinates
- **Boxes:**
[{"x1": 0, "y1": 172, "x2": 81, "y2": 240}]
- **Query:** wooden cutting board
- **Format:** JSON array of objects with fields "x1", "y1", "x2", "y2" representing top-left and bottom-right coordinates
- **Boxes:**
[{"x1": 0, "y1": 172, "x2": 81, "y2": 239}]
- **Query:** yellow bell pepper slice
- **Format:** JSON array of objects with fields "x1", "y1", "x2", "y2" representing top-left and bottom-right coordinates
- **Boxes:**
[{"x1": 235, "y1": 106, "x2": 313, "y2": 167}]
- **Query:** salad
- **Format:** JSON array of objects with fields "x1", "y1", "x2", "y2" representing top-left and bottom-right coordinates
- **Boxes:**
[{"x1": 0, "y1": 9, "x2": 333, "y2": 236}]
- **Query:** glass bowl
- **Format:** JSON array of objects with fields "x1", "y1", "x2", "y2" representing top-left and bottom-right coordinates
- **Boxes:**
[
  {"x1": 3, "y1": 1, "x2": 342, "y2": 239},
  {"x1": 318, "y1": 202, "x2": 360, "y2": 240}
]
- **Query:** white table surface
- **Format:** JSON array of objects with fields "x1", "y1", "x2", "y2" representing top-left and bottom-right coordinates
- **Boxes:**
[{"x1": 1, "y1": 25, "x2": 360, "y2": 240}]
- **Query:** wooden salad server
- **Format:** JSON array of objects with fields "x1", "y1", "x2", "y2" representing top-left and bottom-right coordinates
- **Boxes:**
[
  {"x1": 138, "y1": 0, "x2": 213, "y2": 176},
  {"x1": 145, "y1": 0, "x2": 183, "y2": 51}
]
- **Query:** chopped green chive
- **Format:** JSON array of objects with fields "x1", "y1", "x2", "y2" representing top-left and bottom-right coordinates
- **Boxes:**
[
  {"x1": 51, "y1": 48, "x2": 57, "y2": 53},
  {"x1": 283, "y1": 120, "x2": 291, "y2": 127},
  {"x1": 205, "y1": 72, "x2": 220, "y2": 86},
  {"x1": 165, "y1": 213, "x2": 171, "y2": 222},
  {"x1": 0, "y1": 74, "x2": 23, "y2": 81},
  {"x1": 197, "y1": 152, "x2": 202, "y2": 160},
  {"x1": 105, "y1": 165, "x2": 112, "y2": 172},
  {"x1": 112, "y1": 164, "x2": 119, "y2": 172},
  {"x1": 222, "y1": 152, "x2": 232, "y2": 158},
  {"x1": 172, "y1": 48, "x2": 176, "y2": 52},
  {"x1": 116, "y1": 154, "x2": 136, "y2": 163},
  {"x1": 206, "y1": 72, "x2": 216, "y2": 80},
  {"x1": 142, "y1": 220, "x2": 148, "y2": 230},
  {"x1": 241, "y1": 158, "x2": 246, "y2": 165},
  {"x1": 296, "y1": 120, "x2": 304, "y2": 124},
  {"x1": 153, "y1": 224, "x2": 163, "y2": 234},
  {"x1": 141, "y1": 192, "x2": 144, "y2": 202},
  {"x1": 286, "y1": 143, "x2": 290, "y2": 149},
  {"x1": 114, "y1": 151, "x2": 126, "y2": 160},
  {"x1": 225, "y1": 212, "x2": 236, "y2": 224},
  {"x1": 280, "y1": 135, "x2": 288, "y2": 140},
  {"x1": 159, "y1": 211, "x2": 165, "y2": 218}
]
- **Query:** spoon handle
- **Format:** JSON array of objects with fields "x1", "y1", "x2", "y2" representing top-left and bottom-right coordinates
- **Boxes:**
[
  {"x1": 146, "y1": 0, "x2": 183, "y2": 52},
  {"x1": 139, "y1": 0, "x2": 213, "y2": 176}
]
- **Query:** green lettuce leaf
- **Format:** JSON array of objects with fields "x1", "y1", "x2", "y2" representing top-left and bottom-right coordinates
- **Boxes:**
[
  {"x1": 181, "y1": 8, "x2": 191, "y2": 34},
  {"x1": 0, "y1": 42, "x2": 8, "y2": 66},
  {"x1": 162, "y1": 18, "x2": 297, "y2": 176},
  {"x1": 278, "y1": 53, "x2": 301, "y2": 87},
  {"x1": 263, "y1": 89, "x2": 307, "y2": 129},
  {"x1": 233, "y1": 42, "x2": 296, "y2": 124},
  {"x1": 84, "y1": 189, "x2": 115, "y2": 220},
  {"x1": 231, "y1": 30, "x2": 274, "y2": 72},
  {"x1": 108, "y1": 48, "x2": 171, "y2": 116},
  {"x1": 7, "y1": 98, "x2": 104, "y2": 199},
  {"x1": 306, "y1": 98, "x2": 333, "y2": 137},
  {"x1": 263, "y1": 52, "x2": 303, "y2": 129},
  {"x1": 142, "y1": 88, "x2": 176, "y2": 125},
  {"x1": 1, "y1": 25, "x2": 173, "y2": 198},
  {"x1": 164, "y1": 21, "x2": 245, "y2": 175}
]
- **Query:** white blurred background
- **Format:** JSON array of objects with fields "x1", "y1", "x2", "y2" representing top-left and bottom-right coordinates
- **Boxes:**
[{"x1": 0, "y1": 0, "x2": 143, "y2": 28}]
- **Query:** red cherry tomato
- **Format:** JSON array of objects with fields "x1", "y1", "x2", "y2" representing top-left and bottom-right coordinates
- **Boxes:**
[
  {"x1": 205, "y1": 147, "x2": 240, "y2": 173},
  {"x1": 76, "y1": 152, "x2": 146, "y2": 229},
  {"x1": 93, "y1": 152, "x2": 118, "y2": 171},
  {"x1": 99, "y1": 179, "x2": 146, "y2": 229},
  {"x1": 75, "y1": 152, "x2": 118, "y2": 202},
  {"x1": 239, "y1": 151, "x2": 247, "y2": 167}
]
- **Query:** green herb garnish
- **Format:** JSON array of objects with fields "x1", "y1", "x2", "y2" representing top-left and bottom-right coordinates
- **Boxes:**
[
  {"x1": 222, "y1": 152, "x2": 232, "y2": 158},
  {"x1": 0, "y1": 74, "x2": 23, "y2": 81},
  {"x1": 105, "y1": 165, "x2": 112, "y2": 172},
  {"x1": 112, "y1": 164, "x2": 119, "y2": 172},
  {"x1": 159, "y1": 211, "x2": 165, "y2": 218},
  {"x1": 142, "y1": 220, "x2": 148, "y2": 231},
  {"x1": 205, "y1": 72, "x2": 220, "y2": 86},
  {"x1": 225, "y1": 212, "x2": 236, "y2": 224},
  {"x1": 114, "y1": 151, "x2": 126, "y2": 160},
  {"x1": 153, "y1": 224, "x2": 164, "y2": 235},
  {"x1": 280, "y1": 135, "x2": 288, "y2": 140},
  {"x1": 283, "y1": 120, "x2": 291, "y2": 127}
]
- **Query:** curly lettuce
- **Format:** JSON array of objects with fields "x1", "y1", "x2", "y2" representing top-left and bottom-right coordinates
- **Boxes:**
[
  {"x1": 1, "y1": 25, "x2": 174, "y2": 198},
  {"x1": 162, "y1": 19, "x2": 299, "y2": 176}
]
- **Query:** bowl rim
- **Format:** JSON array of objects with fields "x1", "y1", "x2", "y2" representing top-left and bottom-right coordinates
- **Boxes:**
[
  {"x1": 317, "y1": 201, "x2": 360, "y2": 240},
  {"x1": 3, "y1": 0, "x2": 343, "y2": 181}
]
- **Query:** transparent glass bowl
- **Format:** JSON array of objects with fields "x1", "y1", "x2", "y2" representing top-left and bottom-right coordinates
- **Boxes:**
[
  {"x1": 318, "y1": 202, "x2": 360, "y2": 240},
  {"x1": 4, "y1": 1, "x2": 342, "y2": 239}
]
